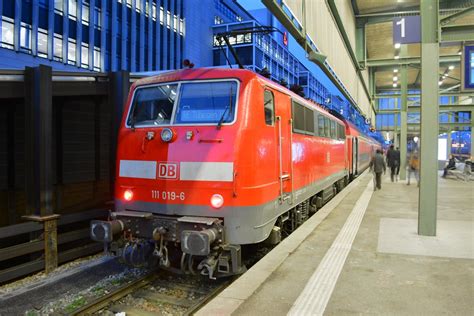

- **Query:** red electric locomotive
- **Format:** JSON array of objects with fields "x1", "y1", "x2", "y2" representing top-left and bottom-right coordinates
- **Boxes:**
[{"x1": 91, "y1": 68, "x2": 379, "y2": 278}]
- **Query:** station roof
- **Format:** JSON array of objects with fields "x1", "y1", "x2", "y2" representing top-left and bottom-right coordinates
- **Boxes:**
[{"x1": 355, "y1": 0, "x2": 474, "y2": 92}]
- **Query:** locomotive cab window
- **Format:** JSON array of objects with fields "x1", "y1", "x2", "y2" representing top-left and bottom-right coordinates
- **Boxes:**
[
  {"x1": 127, "y1": 80, "x2": 238, "y2": 127},
  {"x1": 264, "y1": 90, "x2": 275, "y2": 126},
  {"x1": 127, "y1": 84, "x2": 178, "y2": 127},
  {"x1": 174, "y1": 81, "x2": 238, "y2": 124}
]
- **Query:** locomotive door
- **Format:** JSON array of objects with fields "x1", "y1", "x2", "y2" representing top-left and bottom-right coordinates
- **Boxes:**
[
  {"x1": 353, "y1": 137, "x2": 358, "y2": 175},
  {"x1": 273, "y1": 90, "x2": 293, "y2": 203}
]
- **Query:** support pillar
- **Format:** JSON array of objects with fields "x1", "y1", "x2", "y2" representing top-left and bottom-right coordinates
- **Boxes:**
[
  {"x1": 399, "y1": 65, "x2": 408, "y2": 180},
  {"x1": 108, "y1": 71, "x2": 130, "y2": 197},
  {"x1": 471, "y1": 110, "x2": 473, "y2": 158},
  {"x1": 6, "y1": 105, "x2": 16, "y2": 225},
  {"x1": 418, "y1": 0, "x2": 439, "y2": 236},
  {"x1": 394, "y1": 111, "x2": 399, "y2": 148},
  {"x1": 446, "y1": 113, "x2": 452, "y2": 158},
  {"x1": 23, "y1": 65, "x2": 60, "y2": 273}
]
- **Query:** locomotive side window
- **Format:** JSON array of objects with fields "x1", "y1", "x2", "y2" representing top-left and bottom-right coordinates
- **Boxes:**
[
  {"x1": 318, "y1": 115, "x2": 325, "y2": 137},
  {"x1": 292, "y1": 101, "x2": 305, "y2": 133},
  {"x1": 324, "y1": 117, "x2": 330, "y2": 137},
  {"x1": 330, "y1": 120, "x2": 336, "y2": 139},
  {"x1": 174, "y1": 81, "x2": 237, "y2": 124},
  {"x1": 338, "y1": 124, "x2": 345, "y2": 140},
  {"x1": 264, "y1": 90, "x2": 275, "y2": 126},
  {"x1": 127, "y1": 84, "x2": 178, "y2": 127},
  {"x1": 304, "y1": 107, "x2": 314, "y2": 135}
]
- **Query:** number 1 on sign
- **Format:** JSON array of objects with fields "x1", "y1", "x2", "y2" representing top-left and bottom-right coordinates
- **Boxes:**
[{"x1": 396, "y1": 18, "x2": 405, "y2": 38}]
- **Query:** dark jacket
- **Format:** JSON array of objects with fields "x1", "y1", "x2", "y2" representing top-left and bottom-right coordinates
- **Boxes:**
[
  {"x1": 386, "y1": 149, "x2": 400, "y2": 167},
  {"x1": 446, "y1": 158, "x2": 456, "y2": 170},
  {"x1": 370, "y1": 153, "x2": 387, "y2": 173}
]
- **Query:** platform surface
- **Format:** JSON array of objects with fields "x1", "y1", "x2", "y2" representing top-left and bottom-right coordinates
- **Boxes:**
[{"x1": 198, "y1": 172, "x2": 474, "y2": 315}]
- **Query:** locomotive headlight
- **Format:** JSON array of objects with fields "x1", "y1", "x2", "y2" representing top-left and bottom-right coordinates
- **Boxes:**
[
  {"x1": 124, "y1": 189, "x2": 133, "y2": 201},
  {"x1": 161, "y1": 128, "x2": 174, "y2": 142},
  {"x1": 210, "y1": 194, "x2": 224, "y2": 209}
]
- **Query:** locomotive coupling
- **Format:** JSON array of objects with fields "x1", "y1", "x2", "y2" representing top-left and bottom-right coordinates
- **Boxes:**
[
  {"x1": 181, "y1": 227, "x2": 221, "y2": 256},
  {"x1": 90, "y1": 219, "x2": 124, "y2": 242}
]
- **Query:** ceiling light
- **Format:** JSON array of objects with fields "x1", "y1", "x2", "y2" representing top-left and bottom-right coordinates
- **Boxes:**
[
  {"x1": 394, "y1": 55, "x2": 400, "y2": 60},
  {"x1": 393, "y1": 69, "x2": 398, "y2": 73},
  {"x1": 393, "y1": 83, "x2": 397, "y2": 88},
  {"x1": 393, "y1": 76, "x2": 398, "y2": 81},
  {"x1": 438, "y1": 81, "x2": 443, "y2": 86},
  {"x1": 394, "y1": 43, "x2": 401, "y2": 49},
  {"x1": 448, "y1": 65, "x2": 454, "y2": 70},
  {"x1": 442, "y1": 75, "x2": 447, "y2": 79},
  {"x1": 458, "y1": 51, "x2": 462, "y2": 55}
]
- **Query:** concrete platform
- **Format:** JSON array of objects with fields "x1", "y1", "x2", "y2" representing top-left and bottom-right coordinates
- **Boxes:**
[{"x1": 197, "y1": 172, "x2": 474, "y2": 315}]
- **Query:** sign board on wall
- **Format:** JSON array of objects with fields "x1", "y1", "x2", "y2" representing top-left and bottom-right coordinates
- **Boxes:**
[
  {"x1": 393, "y1": 16, "x2": 421, "y2": 44},
  {"x1": 461, "y1": 45, "x2": 474, "y2": 91}
]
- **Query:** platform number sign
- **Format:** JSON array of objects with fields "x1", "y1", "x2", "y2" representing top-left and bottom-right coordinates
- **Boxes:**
[{"x1": 393, "y1": 16, "x2": 421, "y2": 44}]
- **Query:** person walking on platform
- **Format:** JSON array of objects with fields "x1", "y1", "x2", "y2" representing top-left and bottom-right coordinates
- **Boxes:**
[
  {"x1": 386, "y1": 145, "x2": 400, "y2": 182},
  {"x1": 394, "y1": 147, "x2": 401, "y2": 181},
  {"x1": 370, "y1": 149, "x2": 386, "y2": 191},
  {"x1": 407, "y1": 151, "x2": 419, "y2": 186}
]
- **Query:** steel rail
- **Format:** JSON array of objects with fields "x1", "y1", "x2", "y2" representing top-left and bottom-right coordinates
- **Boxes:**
[{"x1": 72, "y1": 272, "x2": 158, "y2": 316}]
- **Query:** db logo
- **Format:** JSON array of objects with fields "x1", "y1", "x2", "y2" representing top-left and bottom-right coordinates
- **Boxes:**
[{"x1": 158, "y1": 163, "x2": 178, "y2": 179}]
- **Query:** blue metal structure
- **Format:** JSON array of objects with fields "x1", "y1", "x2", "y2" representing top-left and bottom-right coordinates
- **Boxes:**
[
  {"x1": 0, "y1": 0, "x2": 184, "y2": 72},
  {"x1": 0, "y1": 0, "x2": 383, "y2": 143},
  {"x1": 376, "y1": 91, "x2": 471, "y2": 154},
  {"x1": 211, "y1": 20, "x2": 331, "y2": 108}
]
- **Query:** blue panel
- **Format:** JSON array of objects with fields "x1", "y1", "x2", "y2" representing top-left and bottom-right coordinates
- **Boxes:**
[
  {"x1": 62, "y1": 0, "x2": 69, "y2": 64},
  {"x1": 169, "y1": 0, "x2": 175, "y2": 69},
  {"x1": 47, "y1": 0, "x2": 53, "y2": 59},
  {"x1": 14, "y1": 0, "x2": 21, "y2": 51},
  {"x1": 89, "y1": 0, "x2": 94, "y2": 70},
  {"x1": 147, "y1": 0, "x2": 153, "y2": 70},
  {"x1": 3, "y1": 0, "x2": 14, "y2": 17},
  {"x1": 22, "y1": 0, "x2": 32, "y2": 24},
  {"x1": 155, "y1": 0, "x2": 161, "y2": 69},
  {"x1": 121, "y1": 1, "x2": 127, "y2": 70},
  {"x1": 139, "y1": 0, "x2": 145, "y2": 71},
  {"x1": 31, "y1": 0, "x2": 38, "y2": 55},
  {"x1": 101, "y1": 0, "x2": 106, "y2": 71},
  {"x1": 162, "y1": 0, "x2": 168, "y2": 69},
  {"x1": 176, "y1": 0, "x2": 182, "y2": 68},
  {"x1": 76, "y1": 0, "x2": 82, "y2": 66},
  {"x1": 111, "y1": 0, "x2": 117, "y2": 71},
  {"x1": 131, "y1": 0, "x2": 136, "y2": 71},
  {"x1": 0, "y1": 2, "x2": 2, "y2": 43}
]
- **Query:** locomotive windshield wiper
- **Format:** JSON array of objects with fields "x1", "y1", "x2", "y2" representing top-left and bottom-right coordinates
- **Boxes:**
[
  {"x1": 217, "y1": 86, "x2": 233, "y2": 130},
  {"x1": 216, "y1": 105, "x2": 230, "y2": 130}
]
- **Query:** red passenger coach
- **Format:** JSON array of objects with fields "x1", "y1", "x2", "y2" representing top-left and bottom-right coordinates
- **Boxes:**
[
  {"x1": 345, "y1": 121, "x2": 379, "y2": 179},
  {"x1": 90, "y1": 68, "x2": 378, "y2": 278}
]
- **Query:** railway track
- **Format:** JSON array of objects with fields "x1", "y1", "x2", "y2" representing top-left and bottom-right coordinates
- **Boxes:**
[{"x1": 70, "y1": 271, "x2": 232, "y2": 315}]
